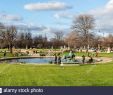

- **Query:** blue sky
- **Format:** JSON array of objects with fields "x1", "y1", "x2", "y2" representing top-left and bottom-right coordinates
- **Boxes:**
[{"x1": 0, "y1": 0, "x2": 112, "y2": 38}]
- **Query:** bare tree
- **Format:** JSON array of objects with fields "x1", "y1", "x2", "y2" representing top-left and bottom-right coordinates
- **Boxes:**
[
  {"x1": 104, "y1": 34, "x2": 113, "y2": 48},
  {"x1": 6, "y1": 26, "x2": 17, "y2": 53},
  {"x1": 0, "y1": 23, "x2": 6, "y2": 48},
  {"x1": 53, "y1": 31, "x2": 64, "y2": 41},
  {"x1": 72, "y1": 14, "x2": 95, "y2": 49},
  {"x1": 0, "y1": 26, "x2": 17, "y2": 53},
  {"x1": 51, "y1": 30, "x2": 65, "y2": 48},
  {"x1": 16, "y1": 32, "x2": 26, "y2": 48},
  {"x1": 65, "y1": 31, "x2": 80, "y2": 48},
  {"x1": 25, "y1": 32, "x2": 32, "y2": 49}
]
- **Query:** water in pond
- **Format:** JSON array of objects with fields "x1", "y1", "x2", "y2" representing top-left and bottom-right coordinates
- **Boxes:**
[
  {"x1": 3, "y1": 57, "x2": 54, "y2": 64},
  {"x1": 1, "y1": 57, "x2": 101, "y2": 64}
]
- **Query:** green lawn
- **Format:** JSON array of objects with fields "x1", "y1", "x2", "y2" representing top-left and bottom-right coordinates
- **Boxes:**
[
  {"x1": 0, "y1": 62, "x2": 113, "y2": 86},
  {"x1": 0, "y1": 52, "x2": 14, "y2": 58},
  {"x1": 0, "y1": 49, "x2": 113, "y2": 86}
]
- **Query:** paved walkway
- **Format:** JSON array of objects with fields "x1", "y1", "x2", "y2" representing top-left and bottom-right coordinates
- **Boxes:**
[
  {"x1": 75, "y1": 56, "x2": 113, "y2": 64},
  {"x1": 94, "y1": 57, "x2": 113, "y2": 64}
]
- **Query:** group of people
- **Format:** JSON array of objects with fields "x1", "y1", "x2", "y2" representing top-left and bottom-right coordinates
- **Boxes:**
[
  {"x1": 54, "y1": 51, "x2": 76, "y2": 64},
  {"x1": 82, "y1": 50, "x2": 100, "y2": 64},
  {"x1": 82, "y1": 55, "x2": 94, "y2": 64},
  {"x1": 54, "y1": 50, "x2": 95, "y2": 64}
]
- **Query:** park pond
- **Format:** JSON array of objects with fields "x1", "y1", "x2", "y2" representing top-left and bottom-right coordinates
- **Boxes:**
[
  {"x1": 0, "y1": 57, "x2": 102, "y2": 64},
  {"x1": 0, "y1": 57, "x2": 54, "y2": 64}
]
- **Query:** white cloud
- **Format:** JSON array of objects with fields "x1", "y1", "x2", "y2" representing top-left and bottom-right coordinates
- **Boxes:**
[
  {"x1": 41, "y1": 27, "x2": 69, "y2": 39},
  {"x1": 24, "y1": 2, "x2": 72, "y2": 11},
  {"x1": 106, "y1": 0, "x2": 113, "y2": 11},
  {"x1": 14, "y1": 23, "x2": 46, "y2": 31},
  {"x1": 0, "y1": 13, "x2": 23, "y2": 21},
  {"x1": 3, "y1": 22, "x2": 47, "y2": 32},
  {"x1": 88, "y1": 0, "x2": 113, "y2": 33},
  {"x1": 54, "y1": 12, "x2": 74, "y2": 19}
]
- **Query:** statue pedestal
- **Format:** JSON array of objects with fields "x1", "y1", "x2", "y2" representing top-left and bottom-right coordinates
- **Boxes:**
[
  {"x1": 107, "y1": 47, "x2": 110, "y2": 53},
  {"x1": 60, "y1": 63, "x2": 64, "y2": 66}
]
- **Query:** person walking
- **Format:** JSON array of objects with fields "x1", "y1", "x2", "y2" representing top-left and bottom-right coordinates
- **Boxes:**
[
  {"x1": 54, "y1": 54, "x2": 57, "y2": 64},
  {"x1": 82, "y1": 55, "x2": 85, "y2": 64},
  {"x1": 57, "y1": 53, "x2": 61, "y2": 64},
  {"x1": 3, "y1": 51, "x2": 6, "y2": 57}
]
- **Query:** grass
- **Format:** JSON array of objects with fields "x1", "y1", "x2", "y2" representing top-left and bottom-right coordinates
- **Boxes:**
[
  {"x1": 0, "y1": 49, "x2": 113, "y2": 86},
  {"x1": 0, "y1": 62, "x2": 113, "y2": 86},
  {"x1": 0, "y1": 52, "x2": 14, "y2": 58},
  {"x1": 97, "y1": 52, "x2": 113, "y2": 57}
]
